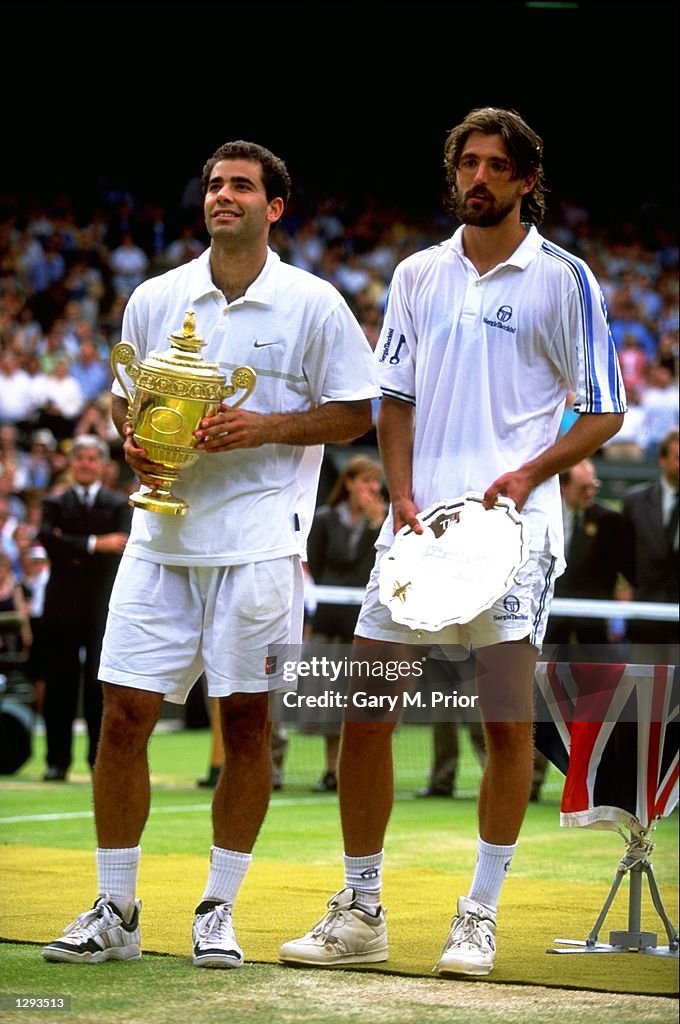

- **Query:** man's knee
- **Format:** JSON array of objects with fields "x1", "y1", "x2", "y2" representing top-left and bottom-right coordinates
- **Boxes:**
[
  {"x1": 220, "y1": 692, "x2": 271, "y2": 754},
  {"x1": 483, "y1": 719, "x2": 534, "y2": 752},
  {"x1": 100, "y1": 684, "x2": 162, "y2": 749},
  {"x1": 341, "y1": 719, "x2": 397, "y2": 754}
]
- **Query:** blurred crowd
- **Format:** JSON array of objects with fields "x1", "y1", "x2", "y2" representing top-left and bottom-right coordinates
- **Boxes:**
[{"x1": 0, "y1": 175, "x2": 678, "y2": 669}]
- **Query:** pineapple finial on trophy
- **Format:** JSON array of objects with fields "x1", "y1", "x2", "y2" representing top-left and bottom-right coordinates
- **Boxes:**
[{"x1": 168, "y1": 309, "x2": 206, "y2": 357}]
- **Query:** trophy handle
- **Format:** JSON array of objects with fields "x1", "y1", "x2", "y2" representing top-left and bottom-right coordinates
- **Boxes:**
[
  {"x1": 223, "y1": 366, "x2": 257, "y2": 409},
  {"x1": 110, "y1": 342, "x2": 137, "y2": 413}
]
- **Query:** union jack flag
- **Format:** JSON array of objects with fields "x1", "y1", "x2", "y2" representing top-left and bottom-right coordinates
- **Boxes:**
[{"x1": 534, "y1": 662, "x2": 679, "y2": 834}]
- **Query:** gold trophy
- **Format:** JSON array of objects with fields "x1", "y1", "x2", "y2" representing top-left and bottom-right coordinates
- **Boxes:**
[{"x1": 111, "y1": 310, "x2": 256, "y2": 516}]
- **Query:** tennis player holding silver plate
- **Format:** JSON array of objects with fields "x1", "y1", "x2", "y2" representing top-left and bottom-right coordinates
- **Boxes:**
[{"x1": 280, "y1": 106, "x2": 626, "y2": 981}]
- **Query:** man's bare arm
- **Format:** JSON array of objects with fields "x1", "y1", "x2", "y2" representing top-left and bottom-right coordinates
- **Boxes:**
[
  {"x1": 376, "y1": 396, "x2": 418, "y2": 533},
  {"x1": 484, "y1": 411, "x2": 625, "y2": 511},
  {"x1": 111, "y1": 395, "x2": 131, "y2": 440},
  {"x1": 194, "y1": 399, "x2": 373, "y2": 451}
]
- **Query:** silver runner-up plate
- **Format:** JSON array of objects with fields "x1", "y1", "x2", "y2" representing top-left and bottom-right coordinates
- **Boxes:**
[{"x1": 378, "y1": 492, "x2": 530, "y2": 631}]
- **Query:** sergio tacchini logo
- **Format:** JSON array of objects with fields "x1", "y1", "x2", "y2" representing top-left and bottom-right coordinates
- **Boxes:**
[{"x1": 483, "y1": 304, "x2": 516, "y2": 334}]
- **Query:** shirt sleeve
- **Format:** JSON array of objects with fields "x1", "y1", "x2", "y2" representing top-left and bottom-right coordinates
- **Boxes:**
[
  {"x1": 372, "y1": 266, "x2": 417, "y2": 405},
  {"x1": 305, "y1": 295, "x2": 382, "y2": 405},
  {"x1": 111, "y1": 290, "x2": 149, "y2": 399},
  {"x1": 561, "y1": 261, "x2": 627, "y2": 415}
]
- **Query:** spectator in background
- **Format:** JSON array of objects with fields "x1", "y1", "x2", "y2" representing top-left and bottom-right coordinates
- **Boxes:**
[
  {"x1": 164, "y1": 224, "x2": 207, "y2": 268},
  {"x1": 98, "y1": 293, "x2": 127, "y2": 347},
  {"x1": 622, "y1": 428, "x2": 679, "y2": 656},
  {"x1": 9, "y1": 520, "x2": 36, "y2": 573},
  {"x1": 0, "y1": 424, "x2": 30, "y2": 495},
  {"x1": 6, "y1": 301, "x2": 44, "y2": 355},
  {"x1": 74, "y1": 392, "x2": 123, "y2": 450},
  {"x1": 0, "y1": 549, "x2": 33, "y2": 658},
  {"x1": 545, "y1": 460, "x2": 629, "y2": 645},
  {"x1": 69, "y1": 336, "x2": 112, "y2": 404},
  {"x1": 0, "y1": 497, "x2": 20, "y2": 565},
  {"x1": 336, "y1": 251, "x2": 372, "y2": 300},
  {"x1": 0, "y1": 463, "x2": 26, "y2": 526},
  {"x1": 36, "y1": 318, "x2": 80, "y2": 373},
  {"x1": 609, "y1": 292, "x2": 657, "y2": 361},
  {"x1": 617, "y1": 333, "x2": 648, "y2": 396},
  {"x1": 657, "y1": 329, "x2": 678, "y2": 378},
  {"x1": 61, "y1": 252, "x2": 106, "y2": 326},
  {"x1": 136, "y1": 202, "x2": 168, "y2": 271},
  {"x1": 38, "y1": 435, "x2": 132, "y2": 782},
  {"x1": 638, "y1": 362, "x2": 679, "y2": 462},
  {"x1": 33, "y1": 356, "x2": 86, "y2": 444},
  {"x1": 21, "y1": 429, "x2": 60, "y2": 493},
  {"x1": 0, "y1": 350, "x2": 37, "y2": 435},
  {"x1": 108, "y1": 232, "x2": 149, "y2": 298},
  {"x1": 17, "y1": 542, "x2": 50, "y2": 712},
  {"x1": 354, "y1": 289, "x2": 384, "y2": 351},
  {"x1": 600, "y1": 387, "x2": 645, "y2": 462},
  {"x1": 27, "y1": 234, "x2": 66, "y2": 296},
  {"x1": 300, "y1": 455, "x2": 386, "y2": 792}
]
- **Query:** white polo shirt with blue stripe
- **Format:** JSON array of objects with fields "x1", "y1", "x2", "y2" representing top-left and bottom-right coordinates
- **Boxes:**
[{"x1": 374, "y1": 225, "x2": 626, "y2": 566}]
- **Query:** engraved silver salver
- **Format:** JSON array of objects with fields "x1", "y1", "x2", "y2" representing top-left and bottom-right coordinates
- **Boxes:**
[{"x1": 378, "y1": 492, "x2": 530, "y2": 630}]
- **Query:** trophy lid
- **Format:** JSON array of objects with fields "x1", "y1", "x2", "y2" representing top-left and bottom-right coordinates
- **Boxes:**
[{"x1": 144, "y1": 310, "x2": 225, "y2": 382}]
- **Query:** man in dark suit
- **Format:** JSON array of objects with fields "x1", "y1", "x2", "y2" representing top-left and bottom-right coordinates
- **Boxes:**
[
  {"x1": 539, "y1": 458, "x2": 630, "y2": 801},
  {"x1": 545, "y1": 458, "x2": 629, "y2": 647},
  {"x1": 622, "y1": 428, "x2": 679, "y2": 655},
  {"x1": 39, "y1": 435, "x2": 132, "y2": 780}
]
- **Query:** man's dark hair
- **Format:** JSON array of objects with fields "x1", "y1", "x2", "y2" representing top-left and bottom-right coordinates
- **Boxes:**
[
  {"x1": 659, "y1": 428, "x2": 679, "y2": 459},
  {"x1": 200, "y1": 141, "x2": 292, "y2": 207},
  {"x1": 443, "y1": 107, "x2": 547, "y2": 226}
]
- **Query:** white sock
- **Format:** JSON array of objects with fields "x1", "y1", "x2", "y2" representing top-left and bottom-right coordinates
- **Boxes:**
[
  {"x1": 467, "y1": 836, "x2": 516, "y2": 914},
  {"x1": 200, "y1": 847, "x2": 252, "y2": 908},
  {"x1": 343, "y1": 850, "x2": 383, "y2": 910},
  {"x1": 96, "y1": 846, "x2": 141, "y2": 921}
]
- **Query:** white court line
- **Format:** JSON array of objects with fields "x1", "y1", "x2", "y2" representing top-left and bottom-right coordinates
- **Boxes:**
[{"x1": 0, "y1": 796, "x2": 342, "y2": 825}]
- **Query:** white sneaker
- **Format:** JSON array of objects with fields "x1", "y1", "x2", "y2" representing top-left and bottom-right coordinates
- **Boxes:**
[
  {"x1": 192, "y1": 900, "x2": 244, "y2": 969},
  {"x1": 279, "y1": 887, "x2": 388, "y2": 966},
  {"x1": 434, "y1": 896, "x2": 497, "y2": 977},
  {"x1": 42, "y1": 895, "x2": 142, "y2": 964}
]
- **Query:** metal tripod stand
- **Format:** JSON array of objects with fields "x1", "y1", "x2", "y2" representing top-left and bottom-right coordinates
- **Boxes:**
[{"x1": 548, "y1": 824, "x2": 679, "y2": 957}]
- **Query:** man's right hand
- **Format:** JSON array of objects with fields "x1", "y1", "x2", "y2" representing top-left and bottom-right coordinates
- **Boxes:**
[
  {"x1": 391, "y1": 497, "x2": 422, "y2": 535},
  {"x1": 123, "y1": 432, "x2": 166, "y2": 487}
]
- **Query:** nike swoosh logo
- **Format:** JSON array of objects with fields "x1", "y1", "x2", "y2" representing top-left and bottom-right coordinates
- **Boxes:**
[{"x1": 253, "y1": 339, "x2": 279, "y2": 348}]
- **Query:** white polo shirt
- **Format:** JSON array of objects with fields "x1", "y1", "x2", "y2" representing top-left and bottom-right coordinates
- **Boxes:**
[
  {"x1": 374, "y1": 225, "x2": 626, "y2": 565},
  {"x1": 113, "y1": 247, "x2": 380, "y2": 565}
]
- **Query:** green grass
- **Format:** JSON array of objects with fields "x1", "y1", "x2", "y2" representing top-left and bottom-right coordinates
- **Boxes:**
[
  {"x1": 1, "y1": 724, "x2": 677, "y2": 1024},
  {"x1": 3, "y1": 948, "x2": 676, "y2": 1024},
  {"x1": 3, "y1": 724, "x2": 675, "y2": 884}
]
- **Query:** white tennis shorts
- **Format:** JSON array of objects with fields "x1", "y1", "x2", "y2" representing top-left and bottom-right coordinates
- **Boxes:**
[
  {"x1": 355, "y1": 544, "x2": 558, "y2": 652},
  {"x1": 99, "y1": 554, "x2": 304, "y2": 702}
]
